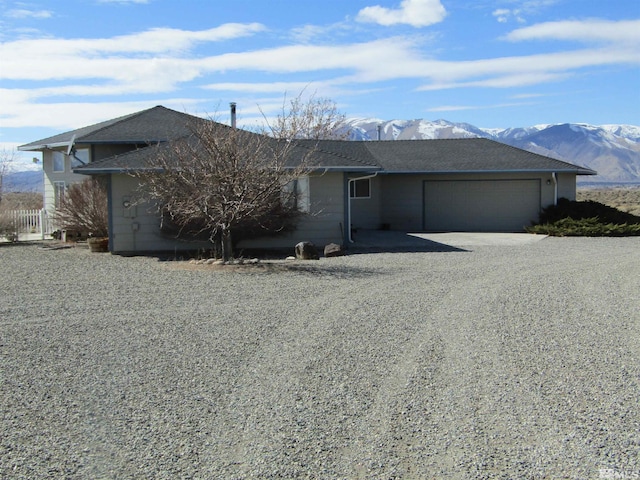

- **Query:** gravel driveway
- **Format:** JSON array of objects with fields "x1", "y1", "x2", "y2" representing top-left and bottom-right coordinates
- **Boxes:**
[{"x1": 1, "y1": 238, "x2": 639, "y2": 479}]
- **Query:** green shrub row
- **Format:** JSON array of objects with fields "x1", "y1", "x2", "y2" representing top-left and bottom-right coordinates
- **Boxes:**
[{"x1": 526, "y1": 198, "x2": 640, "y2": 236}]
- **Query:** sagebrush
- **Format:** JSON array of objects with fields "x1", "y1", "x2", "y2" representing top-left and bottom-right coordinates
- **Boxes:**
[{"x1": 54, "y1": 178, "x2": 108, "y2": 237}]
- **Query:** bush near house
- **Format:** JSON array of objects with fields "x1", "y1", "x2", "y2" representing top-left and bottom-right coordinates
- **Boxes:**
[
  {"x1": 526, "y1": 198, "x2": 640, "y2": 236},
  {"x1": 54, "y1": 178, "x2": 108, "y2": 238}
]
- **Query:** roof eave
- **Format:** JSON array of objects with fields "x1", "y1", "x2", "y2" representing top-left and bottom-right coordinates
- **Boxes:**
[
  {"x1": 378, "y1": 168, "x2": 597, "y2": 175},
  {"x1": 73, "y1": 167, "x2": 163, "y2": 175},
  {"x1": 18, "y1": 141, "x2": 72, "y2": 152},
  {"x1": 74, "y1": 165, "x2": 381, "y2": 175},
  {"x1": 285, "y1": 165, "x2": 381, "y2": 173}
]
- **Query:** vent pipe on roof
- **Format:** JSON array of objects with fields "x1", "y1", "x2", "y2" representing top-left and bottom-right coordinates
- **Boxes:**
[
  {"x1": 377, "y1": 125, "x2": 382, "y2": 141},
  {"x1": 230, "y1": 102, "x2": 237, "y2": 128}
]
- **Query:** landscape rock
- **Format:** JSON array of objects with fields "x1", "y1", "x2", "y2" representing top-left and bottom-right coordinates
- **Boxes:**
[
  {"x1": 294, "y1": 241, "x2": 319, "y2": 260},
  {"x1": 324, "y1": 243, "x2": 344, "y2": 257}
]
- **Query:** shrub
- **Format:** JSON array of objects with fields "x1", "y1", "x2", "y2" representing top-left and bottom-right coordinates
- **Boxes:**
[
  {"x1": 526, "y1": 198, "x2": 640, "y2": 236},
  {"x1": 0, "y1": 208, "x2": 18, "y2": 241},
  {"x1": 54, "y1": 178, "x2": 108, "y2": 238}
]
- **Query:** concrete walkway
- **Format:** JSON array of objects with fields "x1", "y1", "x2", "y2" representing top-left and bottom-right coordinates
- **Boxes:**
[
  {"x1": 349, "y1": 229, "x2": 547, "y2": 252},
  {"x1": 0, "y1": 232, "x2": 51, "y2": 243}
]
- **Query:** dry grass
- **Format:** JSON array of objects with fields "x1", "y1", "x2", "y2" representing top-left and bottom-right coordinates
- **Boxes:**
[
  {"x1": 577, "y1": 185, "x2": 640, "y2": 217},
  {"x1": 0, "y1": 192, "x2": 43, "y2": 210}
]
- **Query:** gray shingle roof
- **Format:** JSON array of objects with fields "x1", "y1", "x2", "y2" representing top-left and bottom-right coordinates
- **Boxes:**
[
  {"x1": 75, "y1": 134, "x2": 380, "y2": 174},
  {"x1": 364, "y1": 138, "x2": 595, "y2": 174},
  {"x1": 19, "y1": 106, "x2": 202, "y2": 151},
  {"x1": 22, "y1": 105, "x2": 594, "y2": 175},
  {"x1": 295, "y1": 138, "x2": 596, "y2": 175}
]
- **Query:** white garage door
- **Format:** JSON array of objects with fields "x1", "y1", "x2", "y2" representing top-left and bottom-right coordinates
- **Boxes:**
[{"x1": 423, "y1": 179, "x2": 541, "y2": 232}]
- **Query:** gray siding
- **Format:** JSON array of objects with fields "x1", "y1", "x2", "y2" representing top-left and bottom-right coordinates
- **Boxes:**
[
  {"x1": 238, "y1": 172, "x2": 345, "y2": 250},
  {"x1": 349, "y1": 175, "x2": 382, "y2": 230},
  {"x1": 109, "y1": 174, "x2": 210, "y2": 253},
  {"x1": 557, "y1": 173, "x2": 576, "y2": 201},
  {"x1": 109, "y1": 172, "x2": 345, "y2": 253}
]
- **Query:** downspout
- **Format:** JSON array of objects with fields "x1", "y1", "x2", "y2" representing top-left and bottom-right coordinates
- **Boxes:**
[
  {"x1": 347, "y1": 172, "x2": 378, "y2": 243},
  {"x1": 551, "y1": 172, "x2": 558, "y2": 206},
  {"x1": 106, "y1": 175, "x2": 113, "y2": 252}
]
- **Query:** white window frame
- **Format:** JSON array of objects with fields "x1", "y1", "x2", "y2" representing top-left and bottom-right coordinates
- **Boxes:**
[
  {"x1": 350, "y1": 178, "x2": 371, "y2": 199},
  {"x1": 52, "y1": 151, "x2": 65, "y2": 172},
  {"x1": 54, "y1": 181, "x2": 66, "y2": 208},
  {"x1": 284, "y1": 176, "x2": 310, "y2": 213}
]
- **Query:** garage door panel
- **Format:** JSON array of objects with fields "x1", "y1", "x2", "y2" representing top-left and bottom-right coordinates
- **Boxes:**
[{"x1": 423, "y1": 180, "x2": 541, "y2": 232}]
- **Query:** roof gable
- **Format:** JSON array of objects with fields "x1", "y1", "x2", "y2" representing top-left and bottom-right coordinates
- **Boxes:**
[{"x1": 19, "y1": 106, "x2": 202, "y2": 151}]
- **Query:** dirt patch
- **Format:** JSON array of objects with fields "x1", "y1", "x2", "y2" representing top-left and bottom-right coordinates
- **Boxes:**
[{"x1": 577, "y1": 185, "x2": 640, "y2": 216}]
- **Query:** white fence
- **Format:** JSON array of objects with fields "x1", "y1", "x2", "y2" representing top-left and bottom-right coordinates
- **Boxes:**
[{"x1": 3, "y1": 209, "x2": 56, "y2": 240}]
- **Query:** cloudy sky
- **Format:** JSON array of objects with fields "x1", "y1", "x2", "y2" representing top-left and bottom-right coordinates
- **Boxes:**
[{"x1": 1, "y1": 0, "x2": 639, "y2": 168}]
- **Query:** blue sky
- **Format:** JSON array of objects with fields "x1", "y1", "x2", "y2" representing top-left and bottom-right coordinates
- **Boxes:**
[{"x1": 1, "y1": 0, "x2": 639, "y2": 169}]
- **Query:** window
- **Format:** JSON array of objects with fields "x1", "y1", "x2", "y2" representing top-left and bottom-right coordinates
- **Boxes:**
[
  {"x1": 54, "y1": 181, "x2": 66, "y2": 208},
  {"x1": 53, "y1": 152, "x2": 65, "y2": 172},
  {"x1": 71, "y1": 148, "x2": 89, "y2": 168},
  {"x1": 350, "y1": 178, "x2": 371, "y2": 199},
  {"x1": 284, "y1": 176, "x2": 310, "y2": 213}
]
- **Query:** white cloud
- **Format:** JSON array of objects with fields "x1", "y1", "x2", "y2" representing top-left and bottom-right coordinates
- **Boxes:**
[
  {"x1": 491, "y1": 8, "x2": 526, "y2": 24},
  {"x1": 509, "y1": 92, "x2": 549, "y2": 99},
  {"x1": 0, "y1": 99, "x2": 204, "y2": 130},
  {"x1": 0, "y1": 23, "x2": 266, "y2": 67},
  {"x1": 492, "y1": 9, "x2": 510, "y2": 24},
  {"x1": 420, "y1": 72, "x2": 572, "y2": 91},
  {"x1": 356, "y1": 0, "x2": 446, "y2": 27},
  {"x1": 289, "y1": 22, "x2": 352, "y2": 44},
  {"x1": 203, "y1": 81, "x2": 323, "y2": 94},
  {"x1": 6, "y1": 9, "x2": 52, "y2": 19},
  {"x1": 492, "y1": 9, "x2": 524, "y2": 24},
  {"x1": 427, "y1": 101, "x2": 536, "y2": 114},
  {"x1": 2, "y1": 16, "x2": 638, "y2": 131},
  {"x1": 505, "y1": 19, "x2": 640, "y2": 45},
  {"x1": 491, "y1": 0, "x2": 559, "y2": 24}
]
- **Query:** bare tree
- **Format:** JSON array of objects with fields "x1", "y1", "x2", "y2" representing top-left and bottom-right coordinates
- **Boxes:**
[
  {"x1": 54, "y1": 178, "x2": 108, "y2": 237},
  {"x1": 136, "y1": 95, "x2": 346, "y2": 260},
  {"x1": 0, "y1": 148, "x2": 17, "y2": 206},
  {"x1": 264, "y1": 92, "x2": 349, "y2": 140}
]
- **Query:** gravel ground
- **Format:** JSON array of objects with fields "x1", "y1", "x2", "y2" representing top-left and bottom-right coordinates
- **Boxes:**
[{"x1": 1, "y1": 238, "x2": 639, "y2": 479}]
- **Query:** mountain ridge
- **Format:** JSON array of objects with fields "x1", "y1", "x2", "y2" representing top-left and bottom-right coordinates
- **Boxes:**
[{"x1": 346, "y1": 119, "x2": 640, "y2": 183}]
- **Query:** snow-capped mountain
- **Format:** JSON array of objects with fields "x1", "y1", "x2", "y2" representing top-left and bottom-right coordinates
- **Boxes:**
[{"x1": 346, "y1": 118, "x2": 640, "y2": 183}]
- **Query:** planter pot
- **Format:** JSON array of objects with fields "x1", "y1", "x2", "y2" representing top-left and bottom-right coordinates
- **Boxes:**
[{"x1": 88, "y1": 237, "x2": 109, "y2": 253}]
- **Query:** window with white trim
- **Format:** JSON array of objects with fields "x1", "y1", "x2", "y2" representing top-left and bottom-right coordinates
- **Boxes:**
[
  {"x1": 350, "y1": 178, "x2": 371, "y2": 199},
  {"x1": 284, "y1": 176, "x2": 310, "y2": 212},
  {"x1": 53, "y1": 151, "x2": 65, "y2": 172},
  {"x1": 54, "y1": 181, "x2": 66, "y2": 208}
]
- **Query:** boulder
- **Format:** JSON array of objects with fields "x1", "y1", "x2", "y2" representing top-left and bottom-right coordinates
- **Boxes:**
[
  {"x1": 295, "y1": 241, "x2": 319, "y2": 260},
  {"x1": 324, "y1": 243, "x2": 344, "y2": 257}
]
